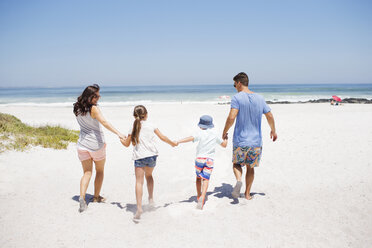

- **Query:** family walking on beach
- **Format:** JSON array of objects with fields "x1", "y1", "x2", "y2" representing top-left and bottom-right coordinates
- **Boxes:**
[{"x1": 73, "y1": 72, "x2": 277, "y2": 222}]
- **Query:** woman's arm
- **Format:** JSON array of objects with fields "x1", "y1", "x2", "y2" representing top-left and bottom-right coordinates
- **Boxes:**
[
  {"x1": 154, "y1": 128, "x2": 177, "y2": 147},
  {"x1": 91, "y1": 106, "x2": 126, "y2": 139}
]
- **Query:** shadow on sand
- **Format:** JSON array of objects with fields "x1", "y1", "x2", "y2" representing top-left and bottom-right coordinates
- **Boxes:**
[
  {"x1": 110, "y1": 202, "x2": 161, "y2": 215},
  {"x1": 211, "y1": 183, "x2": 239, "y2": 204},
  {"x1": 72, "y1": 194, "x2": 94, "y2": 205},
  {"x1": 72, "y1": 183, "x2": 266, "y2": 218},
  {"x1": 178, "y1": 183, "x2": 266, "y2": 205}
]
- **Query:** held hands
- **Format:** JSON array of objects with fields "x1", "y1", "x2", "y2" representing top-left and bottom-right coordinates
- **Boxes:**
[
  {"x1": 118, "y1": 133, "x2": 126, "y2": 140},
  {"x1": 270, "y1": 130, "x2": 277, "y2": 142},
  {"x1": 222, "y1": 133, "x2": 228, "y2": 140},
  {"x1": 170, "y1": 141, "x2": 178, "y2": 147},
  {"x1": 119, "y1": 137, "x2": 127, "y2": 146}
]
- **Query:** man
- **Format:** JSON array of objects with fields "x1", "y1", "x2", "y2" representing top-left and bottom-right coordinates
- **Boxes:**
[{"x1": 222, "y1": 72, "x2": 277, "y2": 200}]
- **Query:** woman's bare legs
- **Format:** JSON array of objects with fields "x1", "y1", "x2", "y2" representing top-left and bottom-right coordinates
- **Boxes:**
[
  {"x1": 144, "y1": 166, "x2": 155, "y2": 205},
  {"x1": 93, "y1": 159, "x2": 105, "y2": 199},
  {"x1": 134, "y1": 167, "x2": 145, "y2": 220},
  {"x1": 80, "y1": 159, "x2": 93, "y2": 199},
  {"x1": 79, "y1": 159, "x2": 93, "y2": 212}
]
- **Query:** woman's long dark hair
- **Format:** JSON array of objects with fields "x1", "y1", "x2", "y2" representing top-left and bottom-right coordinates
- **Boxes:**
[
  {"x1": 73, "y1": 84, "x2": 100, "y2": 116},
  {"x1": 131, "y1": 105, "x2": 148, "y2": 146}
]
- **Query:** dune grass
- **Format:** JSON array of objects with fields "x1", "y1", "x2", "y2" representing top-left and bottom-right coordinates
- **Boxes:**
[{"x1": 0, "y1": 112, "x2": 79, "y2": 153}]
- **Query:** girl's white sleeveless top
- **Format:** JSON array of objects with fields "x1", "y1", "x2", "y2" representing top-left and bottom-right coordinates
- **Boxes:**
[{"x1": 76, "y1": 112, "x2": 105, "y2": 151}]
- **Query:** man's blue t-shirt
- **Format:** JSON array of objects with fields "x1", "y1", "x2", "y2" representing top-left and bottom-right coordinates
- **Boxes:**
[{"x1": 231, "y1": 92, "x2": 271, "y2": 147}]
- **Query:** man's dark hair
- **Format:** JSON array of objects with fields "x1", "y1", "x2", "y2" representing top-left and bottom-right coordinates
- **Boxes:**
[{"x1": 233, "y1": 72, "x2": 249, "y2": 86}]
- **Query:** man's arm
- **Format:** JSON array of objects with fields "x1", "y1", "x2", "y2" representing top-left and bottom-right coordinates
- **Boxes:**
[
  {"x1": 222, "y1": 108, "x2": 239, "y2": 139},
  {"x1": 220, "y1": 139, "x2": 228, "y2": 148},
  {"x1": 264, "y1": 111, "x2": 277, "y2": 141}
]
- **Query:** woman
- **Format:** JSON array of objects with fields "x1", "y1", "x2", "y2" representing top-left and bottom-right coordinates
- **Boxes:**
[{"x1": 73, "y1": 84, "x2": 125, "y2": 213}]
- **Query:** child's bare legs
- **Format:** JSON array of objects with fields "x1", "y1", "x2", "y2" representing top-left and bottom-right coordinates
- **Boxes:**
[
  {"x1": 134, "y1": 167, "x2": 145, "y2": 219},
  {"x1": 196, "y1": 177, "x2": 202, "y2": 199},
  {"x1": 200, "y1": 178, "x2": 209, "y2": 201},
  {"x1": 144, "y1": 166, "x2": 155, "y2": 205},
  {"x1": 196, "y1": 178, "x2": 209, "y2": 209}
]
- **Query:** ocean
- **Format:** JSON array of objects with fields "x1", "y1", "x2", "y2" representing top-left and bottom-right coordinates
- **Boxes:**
[{"x1": 1, "y1": 84, "x2": 372, "y2": 106}]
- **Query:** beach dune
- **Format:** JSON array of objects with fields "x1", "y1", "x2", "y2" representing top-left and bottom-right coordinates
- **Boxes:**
[{"x1": 0, "y1": 103, "x2": 371, "y2": 248}]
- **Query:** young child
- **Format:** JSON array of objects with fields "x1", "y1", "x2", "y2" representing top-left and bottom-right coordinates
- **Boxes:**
[
  {"x1": 177, "y1": 115, "x2": 227, "y2": 209},
  {"x1": 120, "y1": 105, "x2": 177, "y2": 222}
]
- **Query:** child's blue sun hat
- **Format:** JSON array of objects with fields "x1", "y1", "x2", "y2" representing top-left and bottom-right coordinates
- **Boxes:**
[{"x1": 198, "y1": 115, "x2": 214, "y2": 129}]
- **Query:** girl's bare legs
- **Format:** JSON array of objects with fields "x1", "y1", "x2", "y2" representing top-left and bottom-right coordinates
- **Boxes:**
[
  {"x1": 144, "y1": 166, "x2": 155, "y2": 205},
  {"x1": 93, "y1": 159, "x2": 105, "y2": 199},
  {"x1": 134, "y1": 167, "x2": 145, "y2": 219}
]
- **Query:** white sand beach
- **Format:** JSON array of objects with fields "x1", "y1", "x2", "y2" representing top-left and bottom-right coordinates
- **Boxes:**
[{"x1": 0, "y1": 103, "x2": 371, "y2": 248}]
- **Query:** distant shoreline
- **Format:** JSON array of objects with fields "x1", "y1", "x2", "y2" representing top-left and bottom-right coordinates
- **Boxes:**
[
  {"x1": 266, "y1": 97, "x2": 372, "y2": 104},
  {"x1": 216, "y1": 97, "x2": 372, "y2": 105},
  {"x1": 1, "y1": 84, "x2": 372, "y2": 106},
  {"x1": 1, "y1": 97, "x2": 372, "y2": 107}
]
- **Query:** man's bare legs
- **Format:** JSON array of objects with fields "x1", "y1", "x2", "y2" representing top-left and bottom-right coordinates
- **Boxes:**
[
  {"x1": 144, "y1": 166, "x2": 155, "y2": 205},
  {"x1": 233, "y1": 163, "x2": 243, "y2": 181},
  {"x1": 245, "y1": 166, "x2": 255, "y2": 200},
  {"x1": 93, "y1": 159, "x2": 105, "y2": 200},
  {"x1": 134, "y1": 167, "x2": 145, "y2": 220},
  {"x1": 232, "y1": 163, "x2": 243, "y2": 198}
]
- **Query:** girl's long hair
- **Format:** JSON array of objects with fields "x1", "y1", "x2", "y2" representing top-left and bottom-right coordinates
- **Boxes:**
[
  {"x1": 131, "y1": 105, "x2": 148, "y2": 146},
  {"x1": 73, "y1": 84, "x2": 100, "y2": 116}
]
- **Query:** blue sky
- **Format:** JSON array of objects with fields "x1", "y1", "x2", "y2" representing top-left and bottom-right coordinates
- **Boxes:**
[{"x1": 0, "y1": 0, "x2": 371, "y2": 87}]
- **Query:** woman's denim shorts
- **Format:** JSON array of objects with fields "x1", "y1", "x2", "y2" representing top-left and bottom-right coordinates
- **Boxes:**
[{"x1": 134, "y1": 155, "x2": 158, "y2": 168}]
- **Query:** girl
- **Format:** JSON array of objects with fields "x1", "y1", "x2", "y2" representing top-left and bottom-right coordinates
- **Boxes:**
[
  {"x1": 73, "y1": 84, "x2": 125, "y2": 213},
  {"x1": 120, "y1": 105, "x2": 176, "y2": 222}
]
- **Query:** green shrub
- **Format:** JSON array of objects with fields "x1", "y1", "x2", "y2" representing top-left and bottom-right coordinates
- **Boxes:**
[{"x1": 0, "y1": 113, "x2": 79, "y2": 153}]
